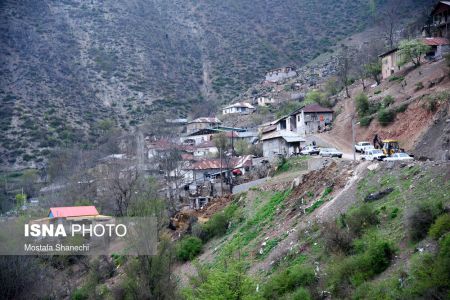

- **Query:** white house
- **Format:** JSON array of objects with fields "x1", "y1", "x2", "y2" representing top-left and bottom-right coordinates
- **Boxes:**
[
  {"x1": 256, "y1": 95, "x2": 276, "y2": 106},
  {"x1": 193, "y1": 140, "x2": 218, "y2": 157},
  {"x1": 265, "y1": 66, "x2": 297, "y2": 83},
  {"x1": 222, "y1": 102, "x2": 256, "y2": 115}
]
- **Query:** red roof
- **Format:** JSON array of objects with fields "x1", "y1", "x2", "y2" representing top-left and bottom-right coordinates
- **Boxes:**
[
  {"x1": 49, "y1": 206, "x2": 99, "y2": 218},
  {"x1": 422, "y1": 37, "x2": 450, "y2": 46},
  {"x1": 188, "y1": 156, "x2": 252, "y2": 170}
]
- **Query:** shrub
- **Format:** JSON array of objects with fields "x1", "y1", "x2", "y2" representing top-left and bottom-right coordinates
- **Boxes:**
[
  {"x1": 323, "y1": 221, "x2": 353, "y2": 254},
  {"x1": 328, "y1": 238, "x2": 394, "y2": 295},
  {"x1": 263, "y1": 264, "x2": 315, "y2": 299},
  {"x1": 345, "y1": 204, "x2": 379, "y2": 236},
  {"x1": 407, "y1": 202, "x2": 443, "y2": 242},
  {"x1": 359, "y1": 116, "x2": 373, "y2": 127},
  {"x1": 389, "y1": 75, "x2": 404, "y2": 82},
  {"x1": 415, "y1": 82, "x2": 424, "y2": 91},
  {"x1": 355, "y1": 93, "x2": 369, "y2": 117},
  {"x1": 429, "y1": 214, "x2": 450, "y2": 240},
  {"x1": 377, "y1": 109, "x2": 396, "y2": 126},
  {"x1": 396, "y1": 103, "x2": 408, "y2": 113},
  {"x1": 284, "y1": 287, "x2": 312, "y2": 300},
  {"x1": 383, "y1": 95, "x2": 395, "y2": 107},
  {"x1": 176, "y1": 236, "x2": 203, "y2": 261}
]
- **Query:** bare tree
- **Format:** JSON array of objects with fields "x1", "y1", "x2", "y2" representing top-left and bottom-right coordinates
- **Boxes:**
[
  {"x1": 153, "y1": 148, "x2": 184, "y2": 213},
  {"x1": 336, "y1": 48, "x2": 352, "y2": 98},
  {"x1": 378, "y1": 2, "x2": 400, "y2": 49}
]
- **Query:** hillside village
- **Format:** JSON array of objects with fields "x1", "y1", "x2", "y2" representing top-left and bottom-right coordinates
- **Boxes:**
[{"x1": 1, "y1": 1, "x2": 450, "y2": 300}]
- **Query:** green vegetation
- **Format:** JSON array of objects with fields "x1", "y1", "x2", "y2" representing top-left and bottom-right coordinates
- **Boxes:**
[
  {"x1": 276, "y1": 156, "x2": 309, "y2": 175},
  {"x1": 377, "y1": 108, "x2": 396, "y2": 126},
  {"x1": 304, "y1": 90, "x2": 331, "y2": 107},
  {"x1": 397, "y1": 39, "x2": 431, "y2": 67},
  {"x1": 355, "y1": 93, "x2": 369, "y2": 118},
  {"x1": 364, "y1": 61, "x2": 382, "y2": 85},
  {"x1": 176, "y1": 236, "x2": 203, "y2": 261},
  {"x1": 263, "y1": 264, "x2": 315, "y2": 299}
]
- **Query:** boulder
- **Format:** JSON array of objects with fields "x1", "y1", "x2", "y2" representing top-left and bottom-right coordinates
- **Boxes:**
[{"x1": 364, "y1": 187, "x2": 394, "y2": 202}]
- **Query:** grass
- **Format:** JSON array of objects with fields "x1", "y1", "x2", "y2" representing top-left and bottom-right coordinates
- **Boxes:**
[
  {"x1": 305, "y1": 186, "x2": 333, "y2": 214},
  {"x1": 275, "y1": 156, "x2": 309, "y2": 175},
  {"x1": 217, "y1": 190, "x2": 291, "y2": 260}
]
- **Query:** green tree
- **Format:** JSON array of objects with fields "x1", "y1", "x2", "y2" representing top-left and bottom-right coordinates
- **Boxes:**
[
  {"x1": 364, "y1": 61, "x2": 382, "y2": 85},
  {"x1": 15, "y1": 193, "x2": 26, "y2": 209},
  {"x1": 355, "y1": 93, "x2": 369, "y2": 118},
  {"x1": 397, "y1": 39, "x2": 431, "y2": 67},
  {"x1": 235, "y1": 139, "x2": 249, "y2": 156},
  {"x1": 304, "y1": 90, "x2": 330, "y2": 107}
]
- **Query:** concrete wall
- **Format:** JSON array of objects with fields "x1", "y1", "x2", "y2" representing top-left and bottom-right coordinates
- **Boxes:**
[{"x1": 295, "y1": 112, "x2": 333, "y2": 135}]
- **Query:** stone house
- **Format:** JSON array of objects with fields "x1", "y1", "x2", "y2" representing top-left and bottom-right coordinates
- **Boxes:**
[
  {"x1": 265, "y1": 66, "x2": 297, "y2": 83},
  {"x1": 292, "y1": 104, "x2": 334, "y2": 135},
  {"x1": 186, "y1": 117, "x2": 221, "y2": 134}
]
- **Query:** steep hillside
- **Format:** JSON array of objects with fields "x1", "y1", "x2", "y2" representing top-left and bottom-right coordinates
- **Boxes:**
[
  {"x1": 319, "y1": 59, "x2": 450, "y2": 161},
  {"x1": 0, "y1": 0, "x2": 434, "y2": 168},
  {"x1": 175, "y1": 158, "x2": 450, "y2": 299}
]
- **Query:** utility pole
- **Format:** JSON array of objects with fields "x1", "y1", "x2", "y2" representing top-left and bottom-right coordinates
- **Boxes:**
[
  {"x1": 220, "y1": 148, "x2": 223, "y2": 196},
  {"x1": 352, "y1": 115, "x2": 356, "y2": 161}
]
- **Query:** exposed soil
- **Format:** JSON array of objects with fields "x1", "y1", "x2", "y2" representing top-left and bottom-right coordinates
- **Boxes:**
[{"x1": 316, "y1": 59, "x2": 450, "y2": 159}]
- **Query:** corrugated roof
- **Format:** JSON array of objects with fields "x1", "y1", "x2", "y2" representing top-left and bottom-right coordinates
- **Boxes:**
[
  {"x1": 223, "y1": 102, "x2": 255, "y2": 110},
  {"x1": 49, "y1": 206, "x2": 99, "y2": 218},
  {"x1": 189, "y1": 117, "x2": 221, "y2": 124},
  {"x1": 379, "y1": 48, "x2": 398, "y2": 58},
  {"x1": 299, "y1": 103, "x2": 334, "y2": 114},
  {"x1": 422, "y1": 37, "x2": 450, "y2": 46},
  {"x1": 261, "y1": 130, "x2": 306, "y2": 142},
  {"x1": 188, "y1": 155, "x2": 253, "y2": 170}
]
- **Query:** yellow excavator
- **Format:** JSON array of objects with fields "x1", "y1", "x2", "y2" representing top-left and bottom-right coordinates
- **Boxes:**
[{"x1": 381, "y1": 140, "x2": 402, "y2": 156}]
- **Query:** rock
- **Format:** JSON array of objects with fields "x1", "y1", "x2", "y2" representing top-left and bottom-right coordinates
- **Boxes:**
[
  {"x1": 291, "y1": 177, "x2": 302, "y2": 189},
  {"x1": 367, "y1": 163, "x2": 379, "y2": 171},
  {"x1": 365, "y1": 188, "x2": 394, "y2": 202}
]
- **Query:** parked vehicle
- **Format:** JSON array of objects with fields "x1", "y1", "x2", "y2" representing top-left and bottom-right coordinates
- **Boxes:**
[
  {"x1": 383, "y1": 153, "x2": 414, "y2": 161},
  {"x1": 360, "y1": 149, "x2": 386, "y2": 161},
  {"x1": 300, "y1": 146, "x2": 320, "y2": 155},
  {"x1": 355, "y1": 141, "x2": 373, "y2": 153},
  {"x1": 381, "y1": 140, "x2": 404, "y2": 156},
  {"x1": 319, "y1": 148, "x2": 343, "y2": 158}
]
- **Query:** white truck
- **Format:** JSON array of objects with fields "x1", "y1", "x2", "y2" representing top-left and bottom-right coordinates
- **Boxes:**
[
  {"x1": 360, "y1": 149, "x2": 386, "y2": 161},
  {"x1": 355, "y1": 142, "x2": 374, "y2": 153}
]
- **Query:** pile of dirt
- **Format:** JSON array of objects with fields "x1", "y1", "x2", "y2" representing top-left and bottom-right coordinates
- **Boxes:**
[
  {"x1": 318, "y1": 60, "x2": 450, "y2": 156},
  {"x1": 413, "y1": 103, "x2": 450, "y2": 161}
]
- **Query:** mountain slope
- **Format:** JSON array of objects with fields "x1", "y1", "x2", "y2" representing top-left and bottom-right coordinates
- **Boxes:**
[{"x1": 0, "y1": 0, "x2": 435, "y2": 168}]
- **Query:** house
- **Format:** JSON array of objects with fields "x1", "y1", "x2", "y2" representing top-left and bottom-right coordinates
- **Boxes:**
[
  {"x1": 180, "y1": 128, "x2": 217, "y2": 145},
  {"x1": 379, "y1": 48, "x2": 403, "y2": 80},
  {"x1": 265, "y1": 66, "x2": 297, "y2": 83},
  {"x1": 261, "y1": 129, "x2": 306, "y2": 159},
  {"x1": 194, "y1": 140, "x2": 218, "y2": 157},
  {"x1": 379, "y1": 37, "x2": 450, "y2": 80},
  {"x1": 292, "y1": 104, "x2": 334, "y2": 135},
  {"x1": 422, "y1": 37, "x2": 450, "y2": 60},
  {"x1": 222, "y1": 102, "x2": 255, "y2": 115},
  {"x1": 256, "y1": 95, "x2": 276, "y2": 106},
  {"x1": 423, "y1": 1, "x2": 450, "y2": 38},
  {"x1": 48, "y1": 206, "x2": 99, "y2": 218},
  {"x1": 183, "y1": 156, "x2": 253, "y2": 183},
  {"x1": 186, "y1": 117, "x2": 221, "y2": 134}
]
